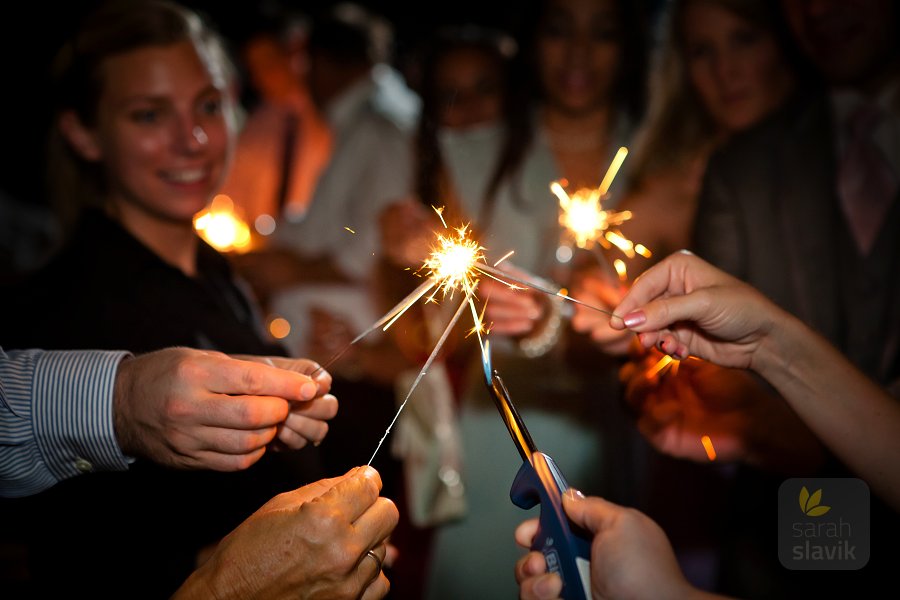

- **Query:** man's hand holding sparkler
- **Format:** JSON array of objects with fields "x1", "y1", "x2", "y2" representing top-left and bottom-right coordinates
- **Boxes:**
[
  {"x1": 176, "y1": 466, "x2": 398, "y2": 600},
  {"x1": 114, "y1": 348, "x2": 338, "y2": 471}
]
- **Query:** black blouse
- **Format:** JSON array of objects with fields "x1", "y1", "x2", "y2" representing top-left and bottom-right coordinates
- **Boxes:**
[{"x1": 1, "y1": 210, "x2": 322, "y2": 598}]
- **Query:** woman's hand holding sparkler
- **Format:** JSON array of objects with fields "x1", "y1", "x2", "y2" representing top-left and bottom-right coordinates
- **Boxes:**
[
  {"x1": 611, "y1": 251, "x2": 900, "y2": 508},
  {"x1": 609, "y1": 250, "x2": 779, "y2": 369}
]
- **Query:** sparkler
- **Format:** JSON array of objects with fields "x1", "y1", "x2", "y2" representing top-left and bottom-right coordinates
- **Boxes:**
[
  {"x1": 313, "y1": 209, "x2": 618, "y2": 465},
  {"x1": 551, "y1": 147, "x2": 652, "y2": 283}
]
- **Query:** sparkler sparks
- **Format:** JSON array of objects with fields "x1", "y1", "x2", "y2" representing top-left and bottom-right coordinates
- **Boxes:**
[
  {"x1": 314, "y1": 209, "x2": 618, "y2": 465},
  {"x1": 701, "y1": 435, "x2": 717, "y2": 461},
  {"x1": 551, "y1": 146, "x2": 653, "y2": 283}
]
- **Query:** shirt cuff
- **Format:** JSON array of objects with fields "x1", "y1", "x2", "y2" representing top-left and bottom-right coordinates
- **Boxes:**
[{"x1": 33, "y1": 350, "x2": 133, "y2": 483}]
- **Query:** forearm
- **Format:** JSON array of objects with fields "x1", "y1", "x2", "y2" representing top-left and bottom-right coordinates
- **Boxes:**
[{"x1": 755, "y1": 313, "x2": 900, "y2": 509}]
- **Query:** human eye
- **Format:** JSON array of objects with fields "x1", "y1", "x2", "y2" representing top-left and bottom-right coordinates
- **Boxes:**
[
  {"x1": 198, "y1": 96, "x2": 223, "y2": 117},
  {"x1": 129, "y1": 108, "x2": 160, "y2": 124}
]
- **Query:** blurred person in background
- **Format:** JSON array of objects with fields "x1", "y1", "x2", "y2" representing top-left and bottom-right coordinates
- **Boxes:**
[
  {"x1": 218, "y1": 2, "x2": 332, "y2": 228},
  {"x1": 563, "y1": 0, "x2": 817, "y2": 590},
  {"x1": 399, "y1": 1, "x2": 650, "y2": 597},
  {"x1": 589, "y1": 0, "x2": 900, "y2": 596},
  {"x1": 375, "y1": 22, "x2": 519, "y2": 599},
  {"x1": 223, "y1": 7, "x2": 424, "y2": 597}
]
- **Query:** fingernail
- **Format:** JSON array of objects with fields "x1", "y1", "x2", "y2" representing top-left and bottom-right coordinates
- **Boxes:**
[
  {"x1": 623, "y1": 310, "x2": 646, "y2": 328},
  {"x1": 300, "y1": 381, "x2": 318, "y2": 400},
  {"x1": 564, "y1": 488, "x2": 585, "y2": 502}
]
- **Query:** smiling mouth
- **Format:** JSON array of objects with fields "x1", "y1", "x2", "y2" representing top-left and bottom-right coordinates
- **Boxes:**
[{"x1": 162, "y1": 168, "x2": 207, "y2": 184}]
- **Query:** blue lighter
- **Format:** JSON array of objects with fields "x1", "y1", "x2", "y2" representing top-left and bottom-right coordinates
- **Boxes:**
[{"x1": 482, "y1": 343, "x2": 593, "y2": 600}]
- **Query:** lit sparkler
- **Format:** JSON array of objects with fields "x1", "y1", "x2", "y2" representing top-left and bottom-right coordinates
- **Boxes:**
[
  {"x1": 551, "y1": 147, "x2": 653, "y2": 282},
  {"x1": 314, "y1": 209, "x2": 617, "y2": 465}
]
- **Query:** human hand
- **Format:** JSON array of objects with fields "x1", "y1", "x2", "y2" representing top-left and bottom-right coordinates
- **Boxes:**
[
  {"x1": 610, "y1": 251, "x2": 783, "y2": 370},
  {"x1": 481, "y1": 275, "x2": 547, "y2": 337},
  {"x1": 514, "y1": 491, "x2": 698, "y2": 600},
  {"x1": 620, "y1": 348, "x2": 825, "y2": 470},
  {"x1": 235, "y1": 353, "x2": 337, "y2": 450},
  {"x1": 176, "y1": 466, "x2": 399, "y2": 600},
  {"x1": 620, "y1": 350, "x2": 759, "y2": 463},
  {"x1": 113, "y1": 347, "x2": 331, "y2": 470},
  {"x1": 569, "y1": 267, "x2": 631, "y2": 356},
  {"x1": 378, "y1": 198, "x2": 434, "y2": 268}
]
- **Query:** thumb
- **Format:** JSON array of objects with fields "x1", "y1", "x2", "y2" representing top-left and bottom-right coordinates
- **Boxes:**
[{"x1": 563, "y1": 490, "x2": 622, "y2": 535}]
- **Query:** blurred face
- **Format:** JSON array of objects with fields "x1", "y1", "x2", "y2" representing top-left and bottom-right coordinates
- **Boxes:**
[
  {"x1": 78, "y1": 40, "x2": 234, "y2": 223},
  {"x1": 536, "y1": 0, "x2": 623, "y2": 115},
  {"x1": 243, "y1": 36, "x2": 299, "y2": 103},
  {"x1": 781, "y1": 0, "x2": 896, "y2": 87},
  {"x1": 684, "y1": 1, "x2": 795, "y2": 132},
  {"x1": 434, "y1": 46, "x2": 505, "y2": 130}
]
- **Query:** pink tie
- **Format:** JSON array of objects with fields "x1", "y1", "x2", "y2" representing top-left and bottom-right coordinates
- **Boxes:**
[{"x1": 837, "y1": 102, "x2": 898, "y2": 255}]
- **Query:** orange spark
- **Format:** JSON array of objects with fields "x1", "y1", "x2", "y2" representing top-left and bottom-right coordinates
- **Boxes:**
[{"x1": 701, "y1": 435, "x2": 717, "y2": 461}]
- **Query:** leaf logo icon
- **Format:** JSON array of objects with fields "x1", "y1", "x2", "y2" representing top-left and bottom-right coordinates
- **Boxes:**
[{"x1": 799, "y1": 486, "x2": 831, "y2": 516}]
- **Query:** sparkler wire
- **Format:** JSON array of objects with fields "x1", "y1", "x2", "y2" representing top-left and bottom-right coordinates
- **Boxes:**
[
  {"x1": 367, "y1": 285, "x2": 476, "y2": 466},
  {"x1": 474, "y1": 262, "x2": 621, "y2": 320},
  {"x1": 311, "y1": 278, "x2": 436, "y2": 376}
]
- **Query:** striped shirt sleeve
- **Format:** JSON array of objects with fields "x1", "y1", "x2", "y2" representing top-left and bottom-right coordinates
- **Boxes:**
[{"x1": 1, "y1": 348, "x2": 132, "y2": 498}]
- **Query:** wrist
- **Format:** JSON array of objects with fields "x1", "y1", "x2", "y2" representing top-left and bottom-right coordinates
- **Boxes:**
[
  {"x1": 751, "y1": 307, "x2": 804, "y2": 384},
  {"x1": 113, "y1": 355, "x2": 139, "y2": 459}
]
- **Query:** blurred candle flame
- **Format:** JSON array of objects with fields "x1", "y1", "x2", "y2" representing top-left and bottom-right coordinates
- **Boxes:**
[{"x1": 193, "y1": 194, "x2": 252, "y2": 252}]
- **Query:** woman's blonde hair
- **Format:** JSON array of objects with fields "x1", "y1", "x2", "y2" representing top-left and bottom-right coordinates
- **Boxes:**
[{"x1": 625, "y1": 0, "x2": 810, "y2": 189}]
